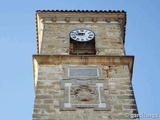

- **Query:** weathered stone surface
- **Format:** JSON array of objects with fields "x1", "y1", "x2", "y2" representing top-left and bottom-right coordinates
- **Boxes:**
[
  {"x1": 32, "y1": 64, "x2": 138, "y2": 120},
  {"x1": 32, "y1": 11, "x2": 138, "y2": 120},
  {"x1": 40, "y1": 23, "x2": 124, "y2": 55}
]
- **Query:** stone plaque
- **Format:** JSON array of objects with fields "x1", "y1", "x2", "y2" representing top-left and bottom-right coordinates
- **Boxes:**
[
  {"x1": 69, "y1": 68, "x2": 98, "y2": 77},
  {"x1": 63, "y1": 66, "x2": 104, "y2": 80}
]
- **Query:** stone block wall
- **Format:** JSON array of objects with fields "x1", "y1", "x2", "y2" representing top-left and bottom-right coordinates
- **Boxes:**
[
  {"x1": 32, "y1": 64, "x2": 138, "y2": 120},
  {"x1": 41, "y1": 23, "x2": 124, "y2": 55}
]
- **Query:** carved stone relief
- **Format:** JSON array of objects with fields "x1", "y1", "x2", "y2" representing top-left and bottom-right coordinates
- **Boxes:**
[{"x1": 71, "y1": 84, "x2": 96, "y2": 102}]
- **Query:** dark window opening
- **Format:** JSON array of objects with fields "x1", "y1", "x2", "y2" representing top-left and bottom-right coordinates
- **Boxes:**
[{"x1": 70, "y1": 39, "x2": 96, "y2": 55}]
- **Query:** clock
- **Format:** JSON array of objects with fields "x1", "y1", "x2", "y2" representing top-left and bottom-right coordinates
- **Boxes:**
[{"x1": 70, "y1": 29, "x2": 95, "y2": 42}]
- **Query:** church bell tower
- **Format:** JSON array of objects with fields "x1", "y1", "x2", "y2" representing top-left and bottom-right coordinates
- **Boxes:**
[{"x1": 32, "y1": 10, "x2": 138, "y2": 119}]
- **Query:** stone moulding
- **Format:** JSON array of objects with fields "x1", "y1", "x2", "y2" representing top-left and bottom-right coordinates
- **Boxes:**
[
  {"x1": 60, "y1": 79, "x2": 110, "y2": 111},
  {"x1": 32, "y1": 55, "x2": 134, "y2": 87}
]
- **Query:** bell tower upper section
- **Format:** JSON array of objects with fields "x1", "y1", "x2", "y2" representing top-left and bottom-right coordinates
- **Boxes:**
[
  {"x1": 36, "y1": 10, "x2": 126, "y2": 55},
  {"x1": 33, "y1": 10, "x2": 138, "y2": 120}
]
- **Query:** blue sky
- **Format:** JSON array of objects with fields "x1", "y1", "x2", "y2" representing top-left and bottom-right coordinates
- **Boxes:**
[{"x1": 0, "y1": 0, "x2": 160, "y2": 120}]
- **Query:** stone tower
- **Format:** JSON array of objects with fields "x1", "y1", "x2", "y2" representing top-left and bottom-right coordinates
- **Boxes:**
[{"x1": 32, "y1": 10, "x2": 139, "y2": 120}]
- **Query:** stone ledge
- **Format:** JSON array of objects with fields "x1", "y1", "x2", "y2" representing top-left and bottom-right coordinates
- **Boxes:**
[
  {"x1": 37, "y1": 12, "x2": 125, "y2": 24},
  {"x1": 33, "y1": 55, "x2": 134, "y2": 65},
  {"x1": 33, "y1": 55, "x2": 134, "y2": 87}
]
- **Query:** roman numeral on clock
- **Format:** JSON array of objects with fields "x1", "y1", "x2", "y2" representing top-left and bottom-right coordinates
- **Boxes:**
[{"x1": 70, "y1": 29, "x2": 95, "y2": 42}]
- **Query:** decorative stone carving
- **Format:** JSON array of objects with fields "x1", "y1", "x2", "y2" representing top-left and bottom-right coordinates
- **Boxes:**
[
  {"x1": 60, "y1": 79, "x2": 110, "y2": 111},
  {"x1": 52, "y1": 17, "x2": 57, "y2": 22},
  {"x1": 79, "y1": 18, "x2": 84, "y2": 22},
  {"x1": 65, "y1": 17, "x2": 70, "y2": 22},
  {"x1": 92, "y1": 17, "x2": 98, "y2": 22},
  {"x1": 71, "y1": 85, "x2": 95, "y2": 101}
]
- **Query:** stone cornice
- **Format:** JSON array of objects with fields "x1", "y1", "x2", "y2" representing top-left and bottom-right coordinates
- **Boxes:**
[
  {"x1": 38, "y1": 13, "x2": 125, "y2": 23},
  {"x1": 33, "y1": 55, "x2": 134, "y2": 87}
]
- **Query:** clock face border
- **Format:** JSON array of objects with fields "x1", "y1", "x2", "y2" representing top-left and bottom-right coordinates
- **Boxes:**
[{"x1": 69, "y1": 28, "x2": 95, "y2": 42}]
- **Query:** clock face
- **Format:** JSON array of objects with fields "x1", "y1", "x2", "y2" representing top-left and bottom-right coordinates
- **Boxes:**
[{"x1": 70, "y1": 29, "x2": 95, "y2": 42}]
